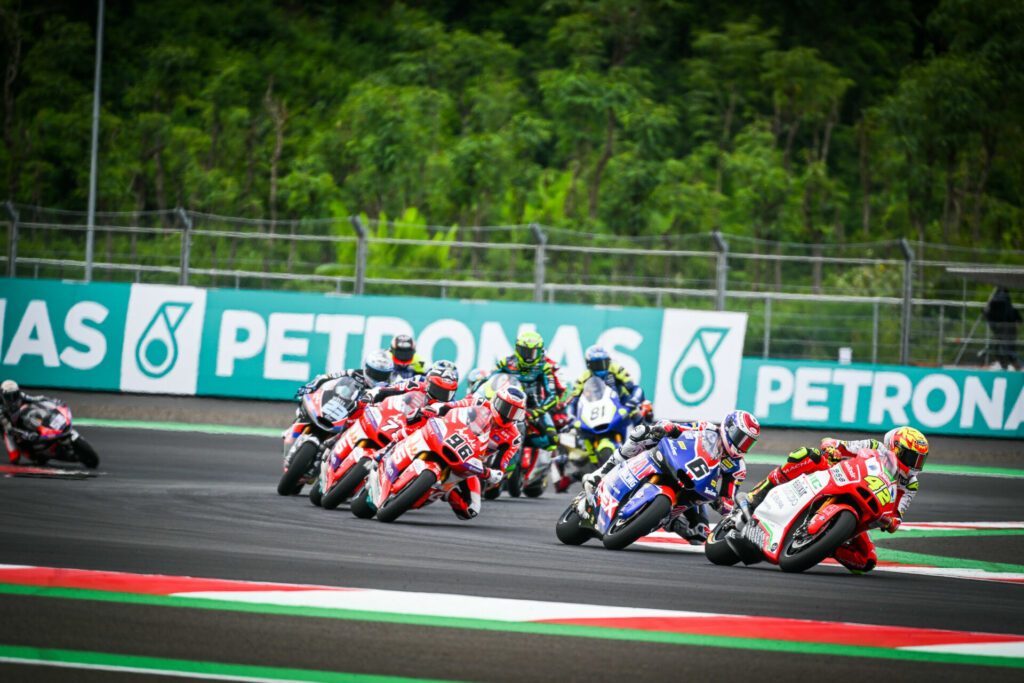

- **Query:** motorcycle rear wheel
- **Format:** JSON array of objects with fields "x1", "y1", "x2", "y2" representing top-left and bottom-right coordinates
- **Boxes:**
[
  {"x1": 778, "y1": 509, "x2": 858, "y2": 573},
  {"x1": 483, "y1": 483, "x2": 502, "y2": 500},
  {"x1": 704, "y1": 519, "x2": 741, "y2": 566},
  {"x1": 506, "y1": 461, "x2": 525, "y2": 498},
  {"x1": 350, "y1": 492, "x2": 376, "y2": 519},
  {"x1": 555, "y1": 502, "x2": 592, "y2": 545},
  {"x1": 72, "y1": 436, "x2": 100, "y2": 469},
  {"x1": 524, "y1": 478, "x2": 546, "y2": 498},
  {"x1": 602, "y1": 494, "x2": 672, "y2": 551},
  {"x1": 376, "y1": 470, "x2": 437, "y2": 523},
  {"x1": 277, "y1": 441, "x2": 318, "y2": 496},
  {"x1": 322, "y1": 461, "x2": 369, "y2": 510}
]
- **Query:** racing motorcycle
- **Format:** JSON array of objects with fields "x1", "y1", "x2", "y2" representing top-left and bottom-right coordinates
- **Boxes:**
[
  {"x1": 314, "y1": 390, "x2": 426, "y2": 510},
  {"x1": 472, "y1": 374, "x2": 535, "y2": 499},
  {"x1": 6, "y1": 399, "x2": 99, "y2": 468},
  {"x1": 705, "y1": 447, "x2": 900, "y2": 573},
  {"x1": 573, "y1": 375, "x2": 633, "y2": 464},
  {"x1": 276, "y1": 376, "x2": 361, "y2": 497},
  {"x1": 556, "y1": 429, "x2": 725, "y2": 550},
  {"x1": 350, "y1": 407, "x2": 491, "y2": 523}
]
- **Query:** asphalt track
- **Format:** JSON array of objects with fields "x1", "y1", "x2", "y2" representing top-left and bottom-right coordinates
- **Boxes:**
[{"x1": 1, "y1": 391, "x2": 1023, "y2": 681}]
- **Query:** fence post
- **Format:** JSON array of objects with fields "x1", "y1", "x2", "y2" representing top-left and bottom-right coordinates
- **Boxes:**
[
  {"x1": 899, "y1": 238, "x2": 913, "y2": 364},
  {"x1": 529, "y1": 223, "x2": 546, "y2": 303},
  {"x1": 763, "y1": 296, "x2": 772, "y2": 358},
  {"x1": 872, "y1": 300, "x2": 879, "y2": 364},
  {"x1": 712, "y1": 231, "x2": 728, "y2": 311},
  {"x1": 177, "y1": 207, "x2": 192, "y2": 286},
  {"x1": 351, "y1": 216, "x2": 367, "y2": 295},
  {"x1": 4, "y1": 201, "x2": 18, "y2": 277}
]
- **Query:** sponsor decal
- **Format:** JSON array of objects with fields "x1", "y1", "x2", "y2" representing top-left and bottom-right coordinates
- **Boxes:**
[
  {"x1": 830, "y1": 465, "x2": 849, "y2": 485},
  {"x1": 120, "y1": 285, "x2": 206, "y2": 394}
]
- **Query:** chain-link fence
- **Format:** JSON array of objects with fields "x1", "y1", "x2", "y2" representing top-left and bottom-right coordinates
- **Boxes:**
[{"x1": 3, "y1": 201, "x2": 1022, "y2": 368}]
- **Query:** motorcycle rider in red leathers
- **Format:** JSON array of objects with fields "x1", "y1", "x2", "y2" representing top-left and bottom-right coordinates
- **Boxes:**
[
  {"x1": 744, "y1": 426, "x2": 929, "y2": 574},
  {"x1": 423, "y1": 385, "x2": 528, "y2": 519},
  {"x1": 582, "y1": 411, "x2": 759, "y2": 544}
]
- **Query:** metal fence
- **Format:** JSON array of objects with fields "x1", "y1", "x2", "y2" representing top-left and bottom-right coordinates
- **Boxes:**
[{"x1": 4, "y1": 201, "x2": 1023, "y2": 368}]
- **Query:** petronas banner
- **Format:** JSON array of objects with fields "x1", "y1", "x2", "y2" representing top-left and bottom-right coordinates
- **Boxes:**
[{"x1": 0, "y1": 278, "x2": 747, "y2": 423}]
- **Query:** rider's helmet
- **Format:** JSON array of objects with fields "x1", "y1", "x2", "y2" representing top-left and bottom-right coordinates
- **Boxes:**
[
  {"x1": 424, "y1": 363, "x2": 459, "y2": 403},
  {"x1": 1, "y1": 380, "x2": 23, "y2": 414},
  {"x1": 584, "y1": 345, "x2": 611, "y2": 377},
  {"x1": 363, "y1": 350, "x2": 395, "y2": 387},
  {"x1": 514, "y1": 331, "x2": 544, "y2": 368},
  {"x1": 389, "y1": 334, "x2": 417, "y2": 367},
  {"x1": 719, "y1": 410, "x2": 760, "y2": 458},
  {"x1": 466, "y1": 368, "x2": 488, "y2": 391},
  {"x1": 491, "y1": 385, "x2": 527, "y2": 427},
  {"x1": 884, "y1": 426, "x2": 929, "y2": 475}
]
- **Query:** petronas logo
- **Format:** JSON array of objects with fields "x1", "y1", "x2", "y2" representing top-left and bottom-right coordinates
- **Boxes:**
[
  {"x1": 670, "y1": 327, "x2": 730, "y2": 406},
  {"x1": 135, "y1": 302, "x2": 192, "y2": 378}
]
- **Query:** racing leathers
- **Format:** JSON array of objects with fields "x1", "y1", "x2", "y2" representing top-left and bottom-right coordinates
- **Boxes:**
[
  {"x1": 565, "y1": 362, "x2": 644, "y2": 418},
  {"x1": 425, "y1": 402, "x2": 518, "y2": 519},
  {"x1": 746, "y1": 437, "x2": 918, "y2": 574},
  {"x1": 583, "y1": 420, "x2": 747, "y2": 543},
  {"x1": 1, "y1": 391, "x2": 60, "y2": 463},
  {"x1": 390, "y1": 352, "x2": 426, "y2": 380}
]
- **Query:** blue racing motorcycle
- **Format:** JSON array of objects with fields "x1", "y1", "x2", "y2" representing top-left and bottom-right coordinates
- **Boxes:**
[{"x1": 555, "y1": 429, "x2": 725, "y2": 550}]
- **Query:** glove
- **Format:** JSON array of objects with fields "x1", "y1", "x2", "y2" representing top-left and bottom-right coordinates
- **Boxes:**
[
  {"x1": 528, "y1": 407, "x2": 546, "y2": 421},
  {"x1": 787, "y1": 446, "x2": 821, "y2": 463},
  {"x1": 627, "y1": 424, "x2": 651, "y2": 443},
  {"x1": 17, "y1": 430, "x2": 39, "y2": 443},
  {"x1": 880, "y1": 514, "x2": 901, "y2": 533},
  {"x1": 713, "y1": 497, "x2": 734, "y2": 515},
  {"x1": 484, "y1": 468, "x2": 503, "y2": 487}
]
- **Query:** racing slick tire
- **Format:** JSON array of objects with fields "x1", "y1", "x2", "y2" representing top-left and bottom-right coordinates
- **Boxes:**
[
  {"x1": 376, "y1": 470, "x2": 437, "y2": 523},
  {"x1": 72, "y1": 436, "x2": 100, "y2": 469},
  {"x1": 308, "y1": 480, "x2": 324, "y2": 507},
  {"x1": 778, "y1": 508, "x2": 858, "y2": 573},
  {"x1": 704, "y1": 519, "x2": 741, "y2": 566},
  {"x1": 321, "y1": 461, "x2": 370, "y2": 510},
  {"x1": 277, "y1": 441, "x2": 318, "y2": 496},
  {"x1": 602, "y1": 494, "x2": 673, "y2": 551},
  {"x1": 555, "y1": 500, "x2": 593, "y2": 545}
]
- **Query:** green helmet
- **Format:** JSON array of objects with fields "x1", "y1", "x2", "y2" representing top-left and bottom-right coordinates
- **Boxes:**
[{"x1": 514, "y1": 331, "x2": 544, "y2": 367}]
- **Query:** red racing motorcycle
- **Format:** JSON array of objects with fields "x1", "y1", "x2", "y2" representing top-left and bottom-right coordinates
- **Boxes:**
[
  {"x1": 705, "y1": 447, "x2": 901, "y2": 573},
  {"x1": 351, "y1": 406, "x2": 492, "y2": 523},
  {"x1": 314, "y1": 390, "x2": 427, "y2": 510}
]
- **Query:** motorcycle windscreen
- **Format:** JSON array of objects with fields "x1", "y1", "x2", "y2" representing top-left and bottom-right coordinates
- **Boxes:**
[{"x1": 577, "y1": 376, "x2": 625, "y2": 435}]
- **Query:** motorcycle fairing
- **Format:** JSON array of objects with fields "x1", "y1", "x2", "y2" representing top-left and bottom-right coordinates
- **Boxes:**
[
  {"x1": 753, "y1": 471, "x2": 827, "y2": 561},
  {"x1": 593, "y1": 454, "x2": 660, "y2": 532},
  {"x1": 657, "y1": 433, "x2": 722, "y2": 502}
]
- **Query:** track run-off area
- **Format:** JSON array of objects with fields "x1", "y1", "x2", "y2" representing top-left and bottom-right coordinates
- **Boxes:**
[{"x1": 2, "y1": 402, "x2": 1024, "y2": 682}]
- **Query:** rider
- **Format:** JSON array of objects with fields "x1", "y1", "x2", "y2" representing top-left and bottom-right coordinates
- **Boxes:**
[
  {"x1": 296, "y1": 350, "x2": 396, "y2": 398},
  {"x1": 431, "y1": 385, "x2": 528, "y2": 519},
  {"x1": 744, "y1": 426, "x2": 928, "y2": 574},
  {"x1": 1, "y1": 380, "x2": 65, "y2": 464},
  {"x1": 388, "y1": 334, "x2": 427, "y2": 380},
  {"x1": 485, "y1": 331, "x2": 563, "y2": 447},
  {"x1": 465, "y1": 368, "x2": 490, "y2": 396},
  {"x1": 565, "y1": 345, "x2": 644, "y2": 418},
  {"x1": 581, "y1": 410, "x2": 759, "y2": 544}
]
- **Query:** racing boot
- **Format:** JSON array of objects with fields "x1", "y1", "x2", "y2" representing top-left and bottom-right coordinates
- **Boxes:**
[{"x1": 446, "y1": 488, "x2": 477, "y2": 520}]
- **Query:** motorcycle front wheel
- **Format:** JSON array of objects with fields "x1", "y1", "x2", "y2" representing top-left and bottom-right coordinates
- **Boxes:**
[
  {"x1": 277, "y1": 441, "x2": 318, "y2": 496},
  {"x1": 778, "y1": 508, "x2": 858, "y2": 573},
  {"x1": 704, "y1": 518, "x2": 741, "y2": 566},
  {"x1": 506, "y1": 460, "x2": 525, "y2": 498},
  {"x1": 555, "y1": 500, "x2": 592, "y2": 545},
  {"x1": 322, "y1": 461, "x2": 369, "y2": 510},
  {"x1": 72, "y1": 436, "x2": 100, "y2": 469},
  {"x1": 602, "y1": 494, "x2": 672, "y2": 551},
  {"x1": 376, "y1": 470, "x2": 437, "y2": 523},
  {"x1": 308, "y1": 480, "x2": 324, "y2": 507}
]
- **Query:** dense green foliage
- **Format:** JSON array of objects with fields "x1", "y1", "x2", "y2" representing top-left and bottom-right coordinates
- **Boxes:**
[{"x1": 3, "y1": 0, "x2": 1023, "y2": 251}]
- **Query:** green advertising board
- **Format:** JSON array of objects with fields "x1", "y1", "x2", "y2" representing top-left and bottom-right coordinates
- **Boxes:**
[{"x1": 738, "y1": 358, "x2": 1024, "y2": 438}]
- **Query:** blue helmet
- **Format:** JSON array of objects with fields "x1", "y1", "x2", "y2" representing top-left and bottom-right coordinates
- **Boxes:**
[
  {"x1": 585, "y1": 345, "x2": 611, "y2": 377},
  {"x1": 363, "y1": 350, "x2": 395, "y2": 386}
]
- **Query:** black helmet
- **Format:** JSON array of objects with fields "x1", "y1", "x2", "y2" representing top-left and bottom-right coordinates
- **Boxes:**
[
  {"x1": 425, "y1": 362, "x2": 459, "y2": 403},
  {"x1": 1, "y1": 380, "x2": 23, "y2": 413},
  {"x1": 390, "y1": 334, "x2": 416, "y2": 365}
]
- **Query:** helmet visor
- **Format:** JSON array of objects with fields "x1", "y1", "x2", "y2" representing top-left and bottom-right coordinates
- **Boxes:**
[
  {"x1": 426, "y1": 379, "x2": 456, "y2": 403},
  {"x1": 516, "y1": 343, "x2": 541, "y2": 365},
  {"x1": 725, "y1": 422, "x2": 756, "y2": 454},
  {"x1": 587, "y1": 357, "x2": 610, "y2": 374},
  {"x1": 493, "y1": 394, "x2": 527, "y2": 424},
  {"x1": 897, "y1": 446, "x2": 927, "y2": 472},
  {"x1": 392, "y1": 347, "x2": 415, "y2": 363},
  {"x1": 365, "y1": 366, "x2": 391, "y2": 385}
]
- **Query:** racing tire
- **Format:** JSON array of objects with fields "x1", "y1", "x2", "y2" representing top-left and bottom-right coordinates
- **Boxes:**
[
  {"x1": 704, "y1": 519, "x2": 741, "y2": 566},
  {"x1": 321, "y1": 462, "x2": 369, "y2": 510},
  {"x1": 277, "y1": 441, "x2": 318, "y2": 496},
  {"x1": 483, "y1": 483, "x2": 502, "y2": 500},
  {"x1": 524, "y1": 479, "x2": 546, "y2": 498},
  {"x1": 602, "y1": 494, "x2": 673, "y2": 551},
  {"x1": 350, "y1": 492, "x2": 376, "y2": 519},
  {"x1": 308, "y1": 480, "x2": 323, "y2": 507},
  {"x1": 72, "y1": 436, "x2": 100, "y2": 469},
  {"x1": 555, "y1": 503, "x2": 593, "y2": 545},
  {"x1": 376, "y1": 470, "x2": 437, "y2": 523},
  {"x1": 506, "y1": 461, "x2": 525, "y2": 498},
  {"x1": 778, "y1": 509, "x2": 858, "y2": 573}
]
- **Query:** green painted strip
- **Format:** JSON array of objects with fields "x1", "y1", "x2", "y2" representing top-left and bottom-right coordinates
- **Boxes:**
[
  {"x1": 0, "y1": 584, "x2": 1021, "y2": 669},
  {"x1": 0, "y1": 644, "x2": 457, "y2": 682},
  {"x1": 886, "y1": 528, "x2": 1024, "y2": 539},
  {"x1": 77, "y1": 418, "x2": 282, "y2": 438},
  {"x1": 873, "y1": 547, "x2": 1024, "y2": 574}
]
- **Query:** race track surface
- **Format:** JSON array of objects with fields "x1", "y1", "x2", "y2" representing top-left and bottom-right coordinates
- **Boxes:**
[{"x1": 1, "y1": 392, "x2": 1023, "y2": 681}]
